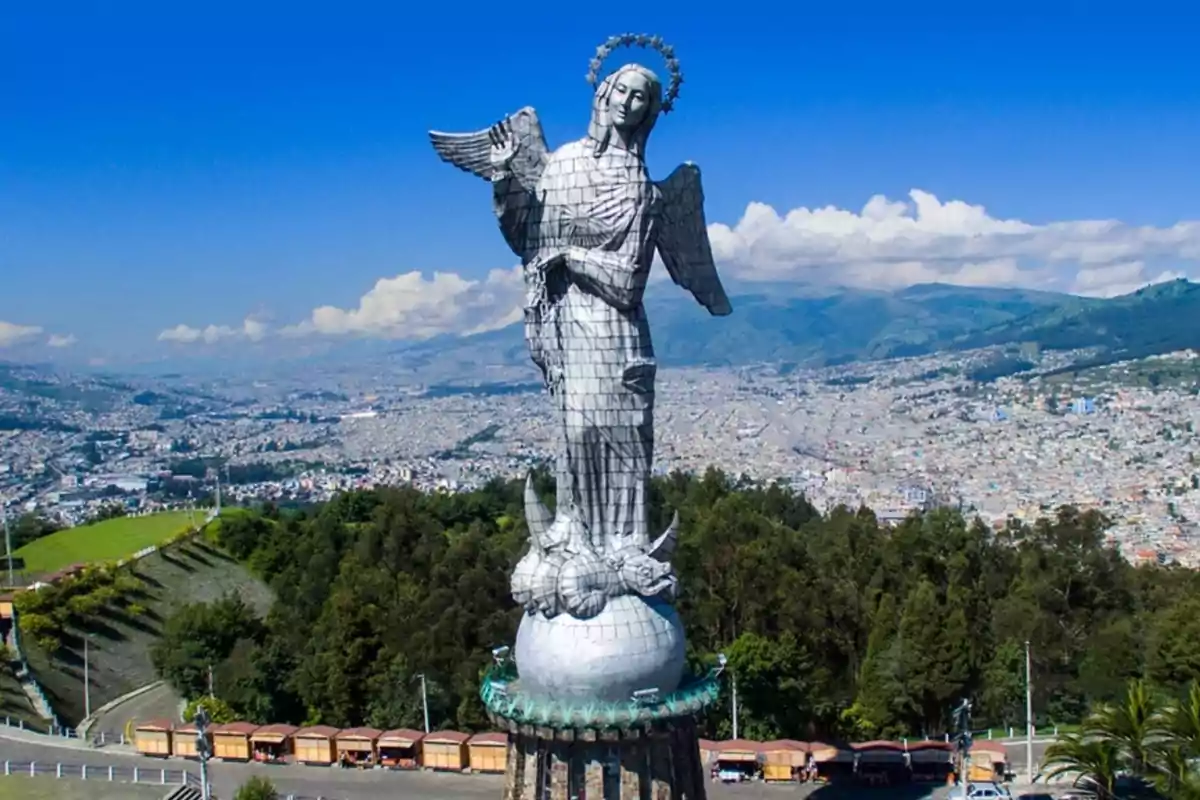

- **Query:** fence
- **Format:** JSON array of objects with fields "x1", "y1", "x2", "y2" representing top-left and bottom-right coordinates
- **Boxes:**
[
  {"x1": 1, "y1": 759, "x2": 198, "y2": 786},
  {"x1": 968, "y1": 725, "x2": 1063, "y2": 740},
  {"x1": 0, "y1": 760, "x2": 342, "y2": 800},
  {"x1": 0, "y1": 715, "x2": 128, "y2": 748}
]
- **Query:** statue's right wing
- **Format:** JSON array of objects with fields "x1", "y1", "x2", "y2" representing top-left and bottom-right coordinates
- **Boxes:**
[{"x1": 429, "y1": 106, "x2": 551, "y2": 189}]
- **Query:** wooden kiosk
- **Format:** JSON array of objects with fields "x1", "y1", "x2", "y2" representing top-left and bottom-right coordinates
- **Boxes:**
[
  {"x1": 293, "y1": 725, "x2": 339, "y2": 765},
  {"x1": 133, "y1": 719, "x2": 173, "y2": 757},
  {"x1": 467, "y1": 732, "x2": 508, "y2": 773},
  {"x1": 335, "y1": 727, "x2": 381, "y2": 767},
  {"x1": 377, "y1": 729, "x2": 425, "y2": 769},
  {"x1": 212, "y1": 722, "x2": 259, "y2": 761},
  {"x1": 715, "y1": 739, "x2": 762, "y2": 780},
  {"x1": 908, "y1": 739, "x2": 953, "y2": 783},
  {"x1": 249, "y1": 724, "x2": 297, "y2": 763},
  {"x1": 422, "y1": 730, "x2": 470, "y2": 771},
  {"x1": 171, "y1": 721, "x2": 207, "y2": 760},
  {"x1": 852, "y1": 740, "x2": 908, "y2": 786},
  {"x1": 969, "y1": 741, "x2": 1009, "y2": 782},
  {"x1": 761, "y1": 739, "x2": 807, "y2": 782},
  {"x1": 809, "y1": 741, "x2": 853, "y2": 782}
]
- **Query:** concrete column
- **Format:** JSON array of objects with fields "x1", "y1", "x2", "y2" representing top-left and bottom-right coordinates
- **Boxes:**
[
  {"x1": 584, "y1": 749, "x2": 605, "y2": 799},
  {"x1": 619, "y1": 739, "x2": 643, "y2": 799},
  {"x1": 503, "y1": 736, "x2": 524, "y2": 800},
  {"x1": 548, "y1": 744, "x2": 569, "y2": 799}
]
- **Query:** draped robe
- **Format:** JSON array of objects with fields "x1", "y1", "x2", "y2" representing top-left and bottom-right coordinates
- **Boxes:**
[{"x1": 492, "y1": 137, "x2": 660, "y2": 553}]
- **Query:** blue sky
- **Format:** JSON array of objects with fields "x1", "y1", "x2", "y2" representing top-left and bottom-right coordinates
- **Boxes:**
[{"x1": 4, "y1": 2, "x2": 1200, "y2": 362}]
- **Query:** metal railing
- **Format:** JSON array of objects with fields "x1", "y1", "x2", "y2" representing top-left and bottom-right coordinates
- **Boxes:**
[
  {"x1": 0, "y1": 715, "x2": 132, "y2": 748},
  {"x1": 1, "y1": 759, "x2": 196, "y2": 786},
  {"x1": 0, "y1": 759, "x2": 345, "y2": 800}
]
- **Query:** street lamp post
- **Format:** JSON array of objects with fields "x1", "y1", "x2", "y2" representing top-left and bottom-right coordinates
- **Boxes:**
[
  {"x1": 2, "y1": 502, "x2": 12, "y2": 587},
  {"x1": 1025, "y1": 640, "x2": 1035, "y2": 783},
  {"x1": 83, "y1": 637, "x2": 91, "y2": 719},
  {"x1": 415, "y1": 673, "x2": 430, "y2": 733},
  {"x1": 731, "y1": 672, "x2": 739, "y2": 740}
]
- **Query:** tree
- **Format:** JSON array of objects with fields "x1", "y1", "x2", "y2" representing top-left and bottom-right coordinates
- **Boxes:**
[
  {"x1": 1147, "y1": 596, "x2": 1200, "y2": 688},
  {"x1": 234, "y1": 775, "x2": 278, "y2": 800},
  {"x1": 183, "y1": 696, "x2": 235, "y2": 725},
  {"x1": 1042, "y1": 733, "x2": 1122, "y2": 799},
  {"x1": 1087, "y1": 680, "x2": 1166, "y2": 776},
  {"x1": 151, "y1": 594, "x2": 265, "y2": 700},
  {"x1": 9, "y1": 513, "x2": 61, "y2": 549},
  {"x1": 150, "y1": 471, "x2": 1200, "y2": 740}
]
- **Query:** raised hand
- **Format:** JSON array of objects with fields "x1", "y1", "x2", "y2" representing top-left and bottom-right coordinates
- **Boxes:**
[{"x1": 488, "y1": 119, "x2": 520, "y2": 172}]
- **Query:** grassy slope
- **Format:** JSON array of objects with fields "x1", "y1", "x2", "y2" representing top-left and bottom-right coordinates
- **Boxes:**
[
  {"x1": 0, "y1": 777, "x2": 166, "y2": 799},
  {"x1": 23, "y1": 536, "x2": 274, "y2": 727},
  {"x1": 14, "y1": 510, "x2": 204, "y2": 577}
]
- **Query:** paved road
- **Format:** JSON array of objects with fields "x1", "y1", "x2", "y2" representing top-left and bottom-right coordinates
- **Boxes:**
[
  {"x1": 0, "y1": 729, "x2": 1067, "y2": 800},
  {"x1": 89, "y1": 682, "x2": 181, "y2": 742}
]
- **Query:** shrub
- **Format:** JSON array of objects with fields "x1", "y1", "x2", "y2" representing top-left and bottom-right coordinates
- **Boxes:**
[
  {"x1": 183, "y1": 695, "x2": 236, "y2": 725},
  {"x1": 234, "y1": 776, "x2": 278, "y2": 800}
]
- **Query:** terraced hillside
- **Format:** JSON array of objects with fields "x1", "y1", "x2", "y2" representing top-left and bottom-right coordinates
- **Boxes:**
[
  {"x1": 22, "y1": 537, "x2": 273, "y2": 726},
  {"x1": 0, "y1": 657, "x2": 44, "y2": 730}
]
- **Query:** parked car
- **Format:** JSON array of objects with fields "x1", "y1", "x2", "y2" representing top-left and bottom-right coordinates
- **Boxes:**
[{"x1": 951, "y1": 782, "x2": 1013, "y2": 799}]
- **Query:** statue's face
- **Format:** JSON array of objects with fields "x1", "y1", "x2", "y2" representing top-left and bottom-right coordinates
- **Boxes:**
[{"x1": 609, "y1": 71, "x2": 652, "y2": 132}]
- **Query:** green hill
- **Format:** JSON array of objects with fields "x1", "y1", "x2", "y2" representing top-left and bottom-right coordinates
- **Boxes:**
[
  {"x1": 387, "y1": 281, "x2": 1072, "y2": 372},
  {"x1": 378, "y1": 279, "x2": 1200, "y2": 375},
  {"x1": 21, "y1": 535, "x2": 273, "y2": 727},
  {"x1": 957, "y1": 278, "x2": 1200, "y2": 361},
  {"x1": 14, "y1": 510, "x2": 204, "y2": 578}
]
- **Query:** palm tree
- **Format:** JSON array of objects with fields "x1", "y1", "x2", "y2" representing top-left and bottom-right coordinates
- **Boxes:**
[
  {"x1": 1043, "y1": 732, "x2": 1123, "y2": 799},
  {"x1": 1088, "y1": 679, "x2": 1168, "y2": 776},
  {"x1": 1152, "y1": 683, "x2": 1200, "y2": 799}
]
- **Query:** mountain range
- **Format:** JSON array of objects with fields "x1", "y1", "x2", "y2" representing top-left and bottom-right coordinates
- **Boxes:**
[{"x1": 386, "y1": 278, "x2": 1200, "y2": 376}]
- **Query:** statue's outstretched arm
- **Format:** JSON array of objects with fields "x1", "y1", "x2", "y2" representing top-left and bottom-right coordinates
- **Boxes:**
[{"x1": 563, "y1": 246, "x2": 648, "y2": 311}]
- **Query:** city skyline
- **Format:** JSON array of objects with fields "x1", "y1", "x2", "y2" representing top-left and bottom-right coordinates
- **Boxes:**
[{"x1": 5, "y1": 4, "x2": 1200, "y2": 364}]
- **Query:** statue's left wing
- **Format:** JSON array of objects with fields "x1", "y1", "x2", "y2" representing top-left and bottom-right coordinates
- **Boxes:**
[
  {"x1": 655, "y1": 163, "x2": 733, "y2": 316},
  {"x1": 428, "y1": 106, "x2": 550, "y2": 189}
]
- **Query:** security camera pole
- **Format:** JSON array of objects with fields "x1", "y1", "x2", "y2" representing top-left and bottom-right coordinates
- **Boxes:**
[
  {"x1": 194, "y1": 707, "x2": 212, "y2": 800},
  {"x1": 952, "y1": 698, "x2": 973, "y2": 788}
]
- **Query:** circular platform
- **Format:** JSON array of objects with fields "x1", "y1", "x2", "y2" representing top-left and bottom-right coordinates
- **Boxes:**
[{"x1": 480, "y1": 660, "x2": 720, "y2": 733}]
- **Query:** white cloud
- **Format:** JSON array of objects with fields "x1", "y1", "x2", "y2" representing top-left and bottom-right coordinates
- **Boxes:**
[
  {"x1": 0, "y1": 321, "x2": 43, "y2": 348},
  {"x1": 280, "y1": 268, "x2": 524, "y2": 341},
  {"x1": 708, "y1": 189, "x2": 1200, "y2": 290},
  {"x1": 157, "y1": 316, "x2": 270, "y2": 345},
  {"x1": 46, "y1": 333, "x2": 77, "y2": 348},
  {"x1": 1069, "y1": 261, "x2": 1188, "y2": 298},
  {"x1": 162, "y1": 188, "x2": 1200, "y2": 344}
]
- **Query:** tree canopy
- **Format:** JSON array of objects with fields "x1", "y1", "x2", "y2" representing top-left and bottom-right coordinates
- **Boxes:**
[{"x1": 151, "y1": 468, "x2": 1200, "y2": 742}]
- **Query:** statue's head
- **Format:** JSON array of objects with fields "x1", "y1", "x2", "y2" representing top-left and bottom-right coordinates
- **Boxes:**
[{"x1": 588, "y1": 64, "x2": 663, "y2": 158}]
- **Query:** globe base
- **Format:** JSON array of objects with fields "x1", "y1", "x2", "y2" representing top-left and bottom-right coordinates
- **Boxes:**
[{"x1": 513, "y1": 593, "x2": 686, "y2": 703}]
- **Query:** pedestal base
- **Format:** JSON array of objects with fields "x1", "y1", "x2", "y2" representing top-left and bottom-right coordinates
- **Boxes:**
[{"x1": 499, "y1": 717, "x2": 707, "y2": 800}]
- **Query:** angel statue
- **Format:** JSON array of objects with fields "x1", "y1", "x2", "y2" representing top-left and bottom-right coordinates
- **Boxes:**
[{"x1": 430, "y1": 35, "x2": 730, "y2": 675}]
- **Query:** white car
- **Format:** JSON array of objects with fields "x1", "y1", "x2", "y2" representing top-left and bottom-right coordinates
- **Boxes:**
[
  {"x1": 716, "y1": 768, "x2": 745, "y2": 783},
  {"x1": 952, "y1": 782, "x2": 1013, "y2": 799}
]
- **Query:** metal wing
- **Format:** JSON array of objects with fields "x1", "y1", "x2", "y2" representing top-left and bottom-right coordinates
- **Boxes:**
[
  {"x1": 428, "y1": 106, "x2": 551, "y2": 189},
  {"x1": 655, "y1": 163, "x2": 733, "y2": 316}
]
